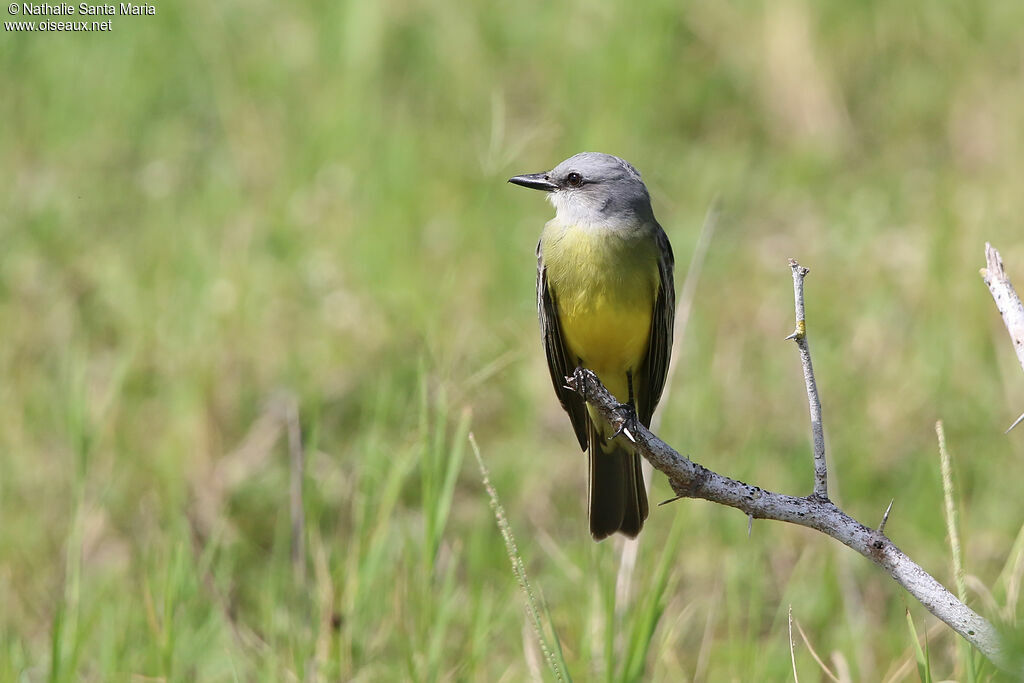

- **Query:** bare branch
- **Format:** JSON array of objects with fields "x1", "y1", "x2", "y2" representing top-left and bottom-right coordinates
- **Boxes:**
[
  {"x1": 564, "y1": 258, "x2": 1010, "y2": 670},
  {"x1": 982, "y1": 243, "x2": 1024, "y2": 373},
  {"x1": 981, "y1": 243, "x2": 1024, "y2": 431},
  {"x1": 565, "y1": 369, "x2": 1004, "y2": 667},
  {"x1": 786, "y1": 260, "x2": 828, "y2": 499}
]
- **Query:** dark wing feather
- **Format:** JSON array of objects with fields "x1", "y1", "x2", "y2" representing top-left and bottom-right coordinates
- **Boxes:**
[
  {"x1": 537, "y1": 240, "x2": 589, "y2": 450},
  {"x1": 638, "y1": 225, "x2": 675, "y2": 427}
]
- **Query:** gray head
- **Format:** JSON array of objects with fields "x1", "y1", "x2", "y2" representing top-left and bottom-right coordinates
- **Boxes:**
[{"x1": 509, "y1": 152, "x2": 654, "y2": 227}]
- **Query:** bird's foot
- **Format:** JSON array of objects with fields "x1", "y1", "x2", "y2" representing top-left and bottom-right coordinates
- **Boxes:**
[
  {"x1": 566, "y1": 365, "x2": 591, "y2": 402},
  {"x1": 610, "y1": 402, "x2": 639, "y2": 444}
]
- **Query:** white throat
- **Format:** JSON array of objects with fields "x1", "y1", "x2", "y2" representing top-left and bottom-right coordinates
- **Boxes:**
[{"x1": 548, "y1": 190, "x2": 616, "y2": 228}]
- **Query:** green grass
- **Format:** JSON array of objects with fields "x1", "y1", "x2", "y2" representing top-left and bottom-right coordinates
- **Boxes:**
[{"x1": 4, "y1": 0, "x2": 1024, "y2": 679}]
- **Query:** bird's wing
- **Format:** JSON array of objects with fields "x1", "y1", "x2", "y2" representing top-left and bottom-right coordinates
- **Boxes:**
[
  {"x1": 639, "y1": 225, "x2": 676, "y2": 427},
  {"x1": 537, "y1": 240, "x2": 589, "y2": 450}
]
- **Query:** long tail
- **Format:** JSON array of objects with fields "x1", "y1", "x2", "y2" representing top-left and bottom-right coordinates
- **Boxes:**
[{"x1": 587, "y1": 415, "x2": 648, "y2": 541}]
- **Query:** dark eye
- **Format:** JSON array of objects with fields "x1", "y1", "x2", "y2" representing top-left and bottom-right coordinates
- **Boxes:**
[{"x1": 566, "y1": 172, "x2": 583, "y2": 188}]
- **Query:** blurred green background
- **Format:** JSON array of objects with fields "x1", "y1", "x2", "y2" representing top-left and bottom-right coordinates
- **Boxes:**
[{"x1": 3, "y1": 0, "x2": 1024, "y2": 680}]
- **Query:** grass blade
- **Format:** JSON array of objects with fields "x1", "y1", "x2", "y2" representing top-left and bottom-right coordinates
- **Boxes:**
[
  {"x1": 905, "y1": 609, "x2": 932, "y2": 683},
  {"x1": 936, "y1": 421, "x2": 977, "y2": 682},
  {"x1": 471, "y1": 433, "x2": 571, "y2": 682}
]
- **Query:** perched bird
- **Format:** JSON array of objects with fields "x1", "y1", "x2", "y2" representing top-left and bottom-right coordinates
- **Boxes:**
[{"x1": 510, "y1": 152, "x2": 675, "y2": 540}]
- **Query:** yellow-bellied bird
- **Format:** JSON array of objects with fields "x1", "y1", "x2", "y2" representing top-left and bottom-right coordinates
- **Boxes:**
[{"x1": 510, "y1": 152, "x2": 675, "y2": 540}]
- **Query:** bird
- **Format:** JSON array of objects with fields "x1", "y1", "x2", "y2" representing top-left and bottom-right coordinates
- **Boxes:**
[{"x1": 509, "y1": 152, "x2": 675, "y2": 540}]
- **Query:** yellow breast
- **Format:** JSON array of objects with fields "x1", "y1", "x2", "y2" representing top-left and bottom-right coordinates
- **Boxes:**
[{"x1": 541, "y1": 220, "x2": 660, "y2": 400}]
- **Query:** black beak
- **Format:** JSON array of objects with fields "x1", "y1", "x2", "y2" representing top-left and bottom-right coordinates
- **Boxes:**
[{"x1": 508, "y1": 173, "x2": 558, "y2": 192}]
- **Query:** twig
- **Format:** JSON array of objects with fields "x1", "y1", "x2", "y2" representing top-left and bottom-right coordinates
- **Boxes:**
[
  {"x1": 565, "y1": 369, "x2": 1003, "y2": 665},
  {"x1": 982, "y1": 243, "x2": 1024, "y2": 373},
  {"x1": 565, "y1": 259, "x2": 1009, "y2": 671},
  {"x1": 980, "y1": 243, "x2": 1024, "y2": 432},
  {"x1": 785, "y1": 260, "x2": 828, "y2": 499}
]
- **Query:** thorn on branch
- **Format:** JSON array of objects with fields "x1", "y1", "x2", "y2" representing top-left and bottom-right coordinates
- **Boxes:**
[
  {"x1": 878, "y1": 498, "x2": 894, "y2": 533},
  {"x1": 785, "y1": 320, "x2": 806, "y2": 342}
]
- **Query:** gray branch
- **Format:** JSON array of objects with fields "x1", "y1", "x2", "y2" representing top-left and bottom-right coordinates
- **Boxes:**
[
  {"x1": 785, "y1": 260, "x2": 828, "y2": 499},
  {"x1": 565, "y1": 259, "x2": 1008, "y2": 669},
  {"x1": 981, "y1": 243, "x2": 1024, "y2": 432}
]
